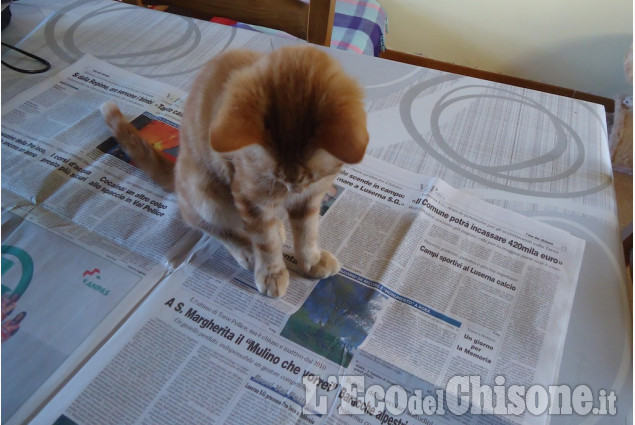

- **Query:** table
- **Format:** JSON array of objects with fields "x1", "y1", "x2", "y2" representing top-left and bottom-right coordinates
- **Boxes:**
[{"x1": 2, "y1": 1, "x2": 631, "y2": 424}]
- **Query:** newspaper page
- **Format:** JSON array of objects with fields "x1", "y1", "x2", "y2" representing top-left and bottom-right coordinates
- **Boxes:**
[
  {"x1": 0, "y1": 56, "x2": 198, "y2": 425},
  {"x1": 1, "y1": 54, "x2": 197, "y2": 265},
  {"x1": 30, "y1": 155, "x2": 585, "y2": 425},
  {"x1": 1, "y1": 194, "x2": 167, "y2": 425}
]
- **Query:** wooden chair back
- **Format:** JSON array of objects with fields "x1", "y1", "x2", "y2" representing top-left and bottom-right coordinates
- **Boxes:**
[{"x1": 123, "y1": 0, "x2": 336, "y2": 47}]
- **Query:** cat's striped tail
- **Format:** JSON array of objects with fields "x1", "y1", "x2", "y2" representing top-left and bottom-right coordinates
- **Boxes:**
[{"x1": 100, "y1": 102, "x2": 175, "y2": 192}]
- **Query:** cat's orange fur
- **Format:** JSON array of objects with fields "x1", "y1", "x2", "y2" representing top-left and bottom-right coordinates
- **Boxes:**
[{"x1": 101, "y1": 45, "x2": 368, "y2": 297}]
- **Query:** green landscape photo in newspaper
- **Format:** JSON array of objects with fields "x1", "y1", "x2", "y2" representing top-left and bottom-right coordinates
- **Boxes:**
[{"x1": 281, "y1": 274, "x2": 386, "y2": 367}]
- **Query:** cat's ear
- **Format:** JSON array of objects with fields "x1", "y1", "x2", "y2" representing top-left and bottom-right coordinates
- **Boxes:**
[
  {"x1": 209, "y1": 114, "x2": 262, "y2": 153},
  {"x1": 209, "y1": 81, "x2": 263, "y2": 152},
  {"x1": 318, "y1": 113, "x2": 369, "y2": 164}
]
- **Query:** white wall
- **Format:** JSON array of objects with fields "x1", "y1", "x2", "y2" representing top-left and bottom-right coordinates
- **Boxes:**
[{"x1": 380, "y1": 0, "x2": 633, "y2": 99}]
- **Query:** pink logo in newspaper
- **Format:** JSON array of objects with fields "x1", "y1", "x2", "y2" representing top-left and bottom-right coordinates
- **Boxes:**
[
  {"x1": 82, "y1": 268, "x2": 100, "y2": 277},
  {"x1": 82, "y1": 268, "x2": 110, "y2": 296}
]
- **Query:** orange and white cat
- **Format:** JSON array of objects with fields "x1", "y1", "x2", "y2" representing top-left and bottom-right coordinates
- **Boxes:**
[{"x1": 101, "y1": 45, "x2": 368, "y2": 297}]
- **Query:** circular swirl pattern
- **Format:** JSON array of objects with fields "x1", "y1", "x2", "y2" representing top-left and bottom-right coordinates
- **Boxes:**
[
  {"x1": 400, "y1": 75, "x2": 612, "y2": 197},
  {"x1": 43, "y1": 0, "x2": 235, "y2": 78}
]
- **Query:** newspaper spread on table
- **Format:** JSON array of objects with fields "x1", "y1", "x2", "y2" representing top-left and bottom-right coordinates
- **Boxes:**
[{"x1": 1, "y1": 56, "x2": 585, "y2": 425}]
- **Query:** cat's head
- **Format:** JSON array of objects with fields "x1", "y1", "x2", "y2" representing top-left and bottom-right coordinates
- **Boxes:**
[{"x1": 209, "y1": 45, "x2": 369, "y2": 192}]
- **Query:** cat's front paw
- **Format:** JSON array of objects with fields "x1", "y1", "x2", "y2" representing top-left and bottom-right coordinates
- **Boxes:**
[
  {"x1": 255, "y1": 265, "x2": 289, "y2": 297},
  {"x1": 303, "y1": 250, "x2": 340, "y2": 279}
]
